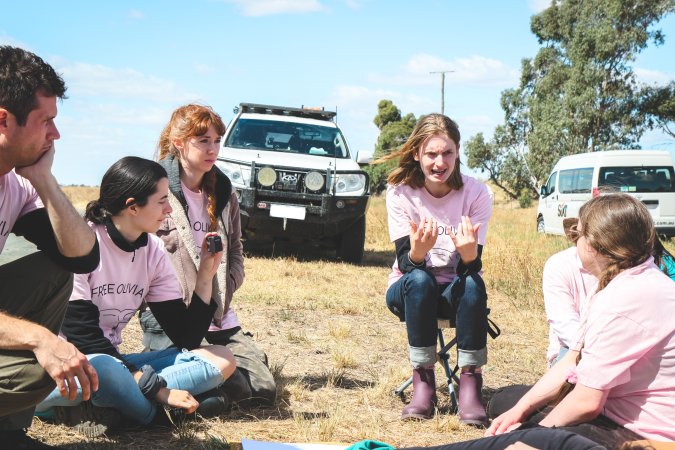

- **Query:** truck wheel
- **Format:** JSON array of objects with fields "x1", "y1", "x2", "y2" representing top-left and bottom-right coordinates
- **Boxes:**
[
  {"x1": 537, "y1": 216, "x2": 545, "y2": 233},
  {"x1": 338, "y1": 215, "x2": 366, "y2": 264}
]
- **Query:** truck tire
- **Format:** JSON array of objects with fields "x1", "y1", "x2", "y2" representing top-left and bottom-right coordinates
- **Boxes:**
[{"x1": 338, "y1": 215, "x2": 366, "y2": 264}]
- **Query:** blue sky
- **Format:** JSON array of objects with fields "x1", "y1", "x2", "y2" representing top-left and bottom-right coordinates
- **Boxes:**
[{"x1": 2, "y1": 0, "x2": 674, "y2": 186}]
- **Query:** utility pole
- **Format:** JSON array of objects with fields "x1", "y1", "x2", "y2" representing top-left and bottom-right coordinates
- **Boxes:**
[{"x1": 429, "y1": 70, "x2": 454, "y2": 115}]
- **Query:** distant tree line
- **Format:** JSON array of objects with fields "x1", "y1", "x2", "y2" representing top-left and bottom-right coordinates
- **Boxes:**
[{"x1": 366, "y1": 0, "x2": 675, "y2": 202}]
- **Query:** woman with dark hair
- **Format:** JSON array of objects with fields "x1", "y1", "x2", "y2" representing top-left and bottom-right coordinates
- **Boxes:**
[
  {"x1": 399, "y1": 193, "x2": 675, "y2": 450},
  {"x1": 139, "y1": 104, "x2": 276, "y2": 408},
  {"x1": 35, "y1": 156, "x2": 235, "y2": 435},
  {"x1": 377, "y1": 113, "x2": 493, "y2": 424}
]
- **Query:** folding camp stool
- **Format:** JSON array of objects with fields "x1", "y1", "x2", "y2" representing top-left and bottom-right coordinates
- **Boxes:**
[
  {"x1": 394, "y1": 318, "x2": 461, "y2": 411},
  {"x1": 394, "y1": 317, "x2": 501, "y2": 413}
]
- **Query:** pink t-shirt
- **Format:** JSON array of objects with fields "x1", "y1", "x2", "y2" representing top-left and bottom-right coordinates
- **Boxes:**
[
  {"x1": 573, "y1": 258, "x2": 675, "y2": 441},
  {"x1": 543, "y1": 247, "x2": 598, "y2": 365},
  {"x1": 182, "y1": 181, "x2": 210, "y2": 253},
  {"x1": 0, "y1": 170, "x2": 43, "y2": 253},
  {"x1": 70, "y1": 223, "x2": 182, "y2": 351},
  {"x1": 181, "y1": 183, "x2": 240, "y2": 331},
  {"x1": 386, "y1": 175, "x2": 493, "y2": 287}
]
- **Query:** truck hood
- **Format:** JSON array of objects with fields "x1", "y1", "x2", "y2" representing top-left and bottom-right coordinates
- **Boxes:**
[{"x1": 219, "y1": 146, "x2": 361, "y2": 172}]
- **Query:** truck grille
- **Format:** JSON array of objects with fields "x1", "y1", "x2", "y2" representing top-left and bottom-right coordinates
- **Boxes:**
[{"x1": 254, "y1": 167, "x2": 326, "y2": 194}]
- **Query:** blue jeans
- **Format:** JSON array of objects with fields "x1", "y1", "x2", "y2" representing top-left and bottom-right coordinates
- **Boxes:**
[
  {"x1": 35, "y1": 348, "x2": 224, "y2": 425},
  {"x1": 386, "y1": 269, "x2": 488, "y2": 368}
]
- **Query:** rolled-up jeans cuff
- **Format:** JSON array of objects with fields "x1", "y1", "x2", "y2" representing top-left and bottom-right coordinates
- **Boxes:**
[
  {"x1": 409, "y1": 345, "x2": 436, "y2": 368},
  {"x1": 458, "y1": 347, "x2": 487, "y2": 368}
]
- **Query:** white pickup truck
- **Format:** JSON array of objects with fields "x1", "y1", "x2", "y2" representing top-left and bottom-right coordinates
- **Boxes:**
[{"x1": 216, "y1": 103, "x2": 371, "y2": 263}]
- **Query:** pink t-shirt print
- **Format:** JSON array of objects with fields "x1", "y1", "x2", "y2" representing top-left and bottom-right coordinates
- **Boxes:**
[
  {"x1": 0, "y1": 170, "x2": 43, "y2": 253},
  {"x1": 70, "y1": 223, "x2": 183, "y2": 351},
  {"x1": 182, "y1": 181, "x2": 210, "y2": 252},
  {"x1": 386, "y1": 174, "x2": 493, "y2": 287}
]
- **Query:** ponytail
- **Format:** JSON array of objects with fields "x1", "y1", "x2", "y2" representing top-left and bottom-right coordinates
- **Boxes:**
[{"x1": 84, "y1": 199, "x2": 109, "y2": 224}]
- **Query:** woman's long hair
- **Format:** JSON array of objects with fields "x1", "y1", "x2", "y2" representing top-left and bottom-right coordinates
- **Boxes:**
[
  {"x1": 552, "y1": 193, "x2": 655, "y2": 404},
  {"x1": 579, "y1": 194, "x2": 655, "y2": 290},
  {"x1": 85, "y1": 157, "x2": 168, "y2": 224},
  {"x1": 376, "y1": 113, "x2": 463, "y2": 191},
  {"x1": 157, "y1": 104, "x2": 226, "y2": 232}
]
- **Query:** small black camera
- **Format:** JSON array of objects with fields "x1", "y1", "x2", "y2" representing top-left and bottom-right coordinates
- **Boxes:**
[{"x1": 206, "y1": 235, "x2": 223, "y2": 253}]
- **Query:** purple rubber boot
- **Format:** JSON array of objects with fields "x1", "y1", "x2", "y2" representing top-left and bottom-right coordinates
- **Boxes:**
[
  {"x1": 401, "y1": 366, "x2": 437, "y2": 420},
  {"x1": 458, "y1": 369, "x2": 488, "y2": 427}
]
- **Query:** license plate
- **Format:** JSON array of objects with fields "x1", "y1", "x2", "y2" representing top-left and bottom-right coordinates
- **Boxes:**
[{"x1": 269, "y1": 204, "x2": 306, "y2": 220}]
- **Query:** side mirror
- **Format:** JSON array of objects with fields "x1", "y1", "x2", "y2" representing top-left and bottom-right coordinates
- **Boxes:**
[
  {"x1": 540, "y1": 186, "x2": 548, "y2": 197},
  {"x1": 356, "y1": 151, "x2": 373, "y2": 165}
]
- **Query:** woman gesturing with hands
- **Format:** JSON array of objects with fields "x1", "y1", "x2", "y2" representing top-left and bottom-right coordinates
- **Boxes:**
[
  {"x1": 378, "y1": 114, "x2": 494, "y2": 425},
  {"x1": 408, "y1": 217, "x2": 439, "y2": 264}
]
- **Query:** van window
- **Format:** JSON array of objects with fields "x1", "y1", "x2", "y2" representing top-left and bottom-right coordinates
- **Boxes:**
[
  {"x1": 559, "y1": 168, "x2": 593, "y2": 194},
  {"x1": 599, "y1": 166, "x2": 675, "y2": 193},
  {"x1": 544, "y1": 172, "x2": 557, "y2": 196}
]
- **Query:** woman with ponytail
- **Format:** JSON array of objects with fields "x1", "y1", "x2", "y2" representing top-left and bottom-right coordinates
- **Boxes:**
[
  {"x1": 139, "y1": 104, "x2": 276, "y2": 409},
  {"x1": 398, "y1": 194, "x2": 675, "y2": 450},
  {"x1": 481, "y1": 193, "x2": 675, "y2": 448},
  {"x1": 35, "y1": 156, "x2": 236, "y2": 435}
]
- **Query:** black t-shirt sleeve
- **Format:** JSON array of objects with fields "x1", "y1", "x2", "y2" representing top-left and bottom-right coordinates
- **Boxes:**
[
  {"x1": 394, "y1": 235, "x2": 423, "y2": 273},
  {"x1": 61, "y1": 300, "x2": 138, "y2": 372},
  {"x1": 393, "y1": 235, "x2": 484, "y2": 275},
  {"x1": 12, "y1": 208, "x2": 100, "y2": 273},
  {"x1": 147, "y1": 294, "x2": 217, "y2": 350}
]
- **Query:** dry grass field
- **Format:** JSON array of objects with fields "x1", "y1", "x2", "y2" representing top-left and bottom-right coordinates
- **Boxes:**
[{"x1": 29, "y1": 187, "x2": 673, "y2": 449}]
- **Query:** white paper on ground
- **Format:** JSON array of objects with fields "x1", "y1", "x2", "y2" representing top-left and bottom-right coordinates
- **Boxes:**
[{"x1": 242, "y1": 438, "x2": 348, "y2": 450}]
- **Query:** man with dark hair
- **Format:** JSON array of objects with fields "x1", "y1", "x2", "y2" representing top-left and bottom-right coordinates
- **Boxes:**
[{"x1": 0, "y1": 45, "x2": 100, "y2": 449}]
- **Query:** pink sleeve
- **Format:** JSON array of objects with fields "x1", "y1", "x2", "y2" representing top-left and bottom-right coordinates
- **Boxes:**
[
  {"x1": 543, "y1": 253, "x2": 581, "y2": 349},
  {"x1": 145, "y1": 241, "x2": 183, "y2": 303},
  {"x1": 70, "y1": 273, "x2": 92, "y2": 301},
  {"x1": 386, "y1": 186, "x2": 413, "y2": 242},
  {"x1": 576, "y1": 312, "x2": 658, "y2": 390},
  {"x1": 468, "y1": 183, "x2": 492, "y2": 245},
  {"x1": 17, "y1": 175, "x2": 43, "y2": 218}
]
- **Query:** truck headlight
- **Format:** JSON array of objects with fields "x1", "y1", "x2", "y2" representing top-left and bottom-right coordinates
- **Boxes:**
[
  {"x1": 304, "y1": 171, "x2": 324, "y2": 191},
  {"x1": 257, "y1": 167, "x2": 277, "y2": 187},
  {"x1": 334, "y1": 173, "x2": 366, "y2": 195},
  {"x1": 216, "y1": 160, "x2": 251, "y2": 188}
]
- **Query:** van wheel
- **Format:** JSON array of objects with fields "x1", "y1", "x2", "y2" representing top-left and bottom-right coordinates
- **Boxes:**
[
  {"x1": 337, "y1": 215, "x2": 366, "y2": 264},
  {"x1": 537, "y1": 217, "x2": 545, "y2": 233}
]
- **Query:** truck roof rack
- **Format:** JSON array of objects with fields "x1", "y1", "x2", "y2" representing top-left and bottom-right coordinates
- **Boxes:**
[{"x1": 236, "y1": 103, "x2": 336, "y2": 121}]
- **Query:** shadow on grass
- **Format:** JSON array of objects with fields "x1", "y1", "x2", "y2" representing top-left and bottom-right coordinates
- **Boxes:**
[{"x1": 244, "y1": 240, "x2": 392, "y2": 268}]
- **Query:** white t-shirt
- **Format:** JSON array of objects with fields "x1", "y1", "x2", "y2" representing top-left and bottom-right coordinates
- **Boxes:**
[
  {"x1": 70, "y1": 223, "x2": 182, "y2": 350},
  {"x1": 386, "y1": 175, "x2": 493, "y2": 287},
  {"x1": 543, "y1": 247, "x2": 598, "y2": 364},
  {"x1": 573, "y1": 258, "x2": 675, "y2": 441},
  {"x1": 0, "y1": 170, "x2": 43, "y2": 253}
]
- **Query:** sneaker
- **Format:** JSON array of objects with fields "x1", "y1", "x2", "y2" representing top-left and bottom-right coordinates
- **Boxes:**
[
  {"x1": 0, "y1": 429, "x2": 63, "y2": 449},
  {"x1": 195, "y1": 389, "x2": 230, "y2": 418},
  {"x1": 53, "y1": 401, "x2": 121, "y2": 438}
]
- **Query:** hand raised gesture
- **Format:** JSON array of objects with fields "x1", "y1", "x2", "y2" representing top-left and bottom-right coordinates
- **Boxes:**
[
  {"x1": 408, "y1": 217, "x2": 438, "y2": 264},
  {"x1": 449, "y1": 215, "x2": 481, "y2": 264}
]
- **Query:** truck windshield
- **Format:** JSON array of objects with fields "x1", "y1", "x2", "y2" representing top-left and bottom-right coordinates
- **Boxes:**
[
  {"x1": 225, "y1": 118, "x2": 350, "y2": 158},
  {"x1": 599, "y1": 166, "x2": 675, "y2": 193}
]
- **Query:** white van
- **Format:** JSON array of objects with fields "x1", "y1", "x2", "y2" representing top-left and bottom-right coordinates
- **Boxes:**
[{"x1": 537, "y1": 150, "x2": 675, "y2": 237}]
